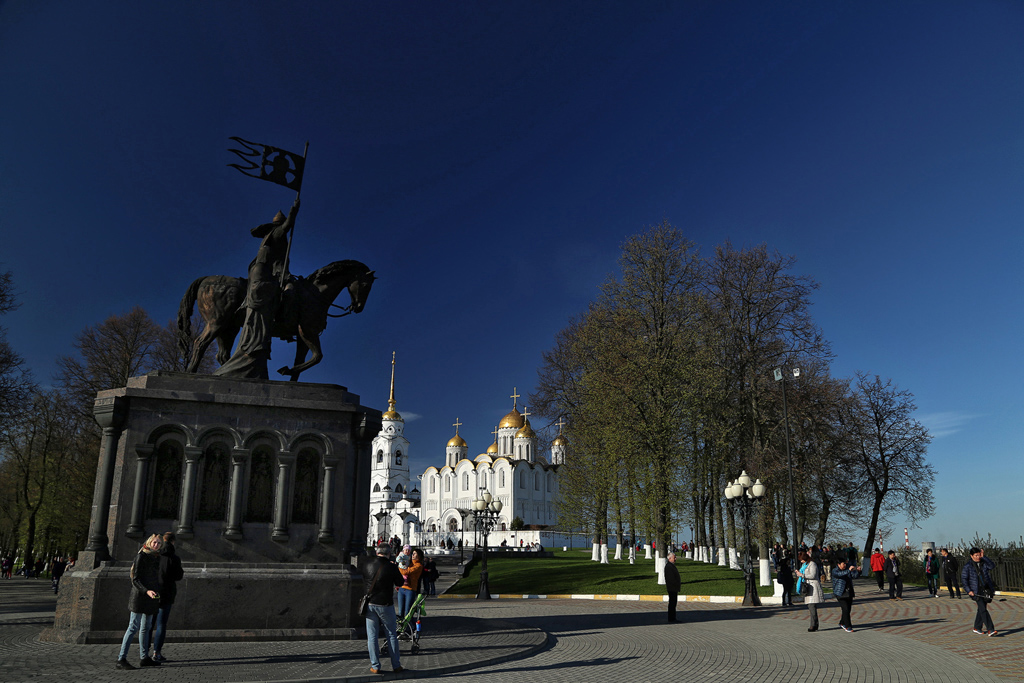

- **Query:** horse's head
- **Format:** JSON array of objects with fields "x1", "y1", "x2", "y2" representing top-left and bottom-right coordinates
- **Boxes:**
[{"x1": 347, "y1": 268, "x2": 376, "y2": 313}]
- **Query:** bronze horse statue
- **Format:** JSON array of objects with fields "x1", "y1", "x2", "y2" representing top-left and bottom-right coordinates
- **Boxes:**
[{"x1": 178, "y1": 259, "x2": 375, "y2": 381}]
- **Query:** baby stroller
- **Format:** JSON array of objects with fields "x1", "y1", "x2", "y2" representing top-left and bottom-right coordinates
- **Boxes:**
[{"x1": 381, "y1": 592, "x2": 426, "y2": 656}]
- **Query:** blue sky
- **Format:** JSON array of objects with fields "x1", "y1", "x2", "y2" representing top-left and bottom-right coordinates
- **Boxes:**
[{"x1": 2, "y1": 2, "x2": 1021, "y2": 548}]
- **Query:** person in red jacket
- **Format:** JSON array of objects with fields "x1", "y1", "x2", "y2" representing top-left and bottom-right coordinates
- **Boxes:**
[{"x1": 870, "y1": 549, "x2": 886, "y2": 592}]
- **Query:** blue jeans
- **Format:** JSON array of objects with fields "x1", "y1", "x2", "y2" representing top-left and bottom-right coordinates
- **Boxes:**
[
  {"x1": 366, "y1": 604, "x2": 401, "y2": 670},
  {"x1": 397, "y1": 588, "x2": 417, "y2": 619},
  {"x1": 118, "y1": 612, "x2": 154, "y2": 661},
  {"x1": 926, "y1": 573, "x2": 940, "y2": 595},
  {"x1": 144, "y1": 604, "x2": 172, "y2": 655}
]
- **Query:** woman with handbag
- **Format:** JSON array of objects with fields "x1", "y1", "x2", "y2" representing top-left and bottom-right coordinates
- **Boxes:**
[
  {"x1": 961, "y1": 547, "x2": 998, "y2": 636},
  {"x1": 794, "y1": 550, "x2": 823, "y2": 632}
]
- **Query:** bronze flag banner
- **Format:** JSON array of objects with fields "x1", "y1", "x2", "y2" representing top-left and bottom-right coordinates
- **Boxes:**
[{"x1": 227, "y1": 137, "x2": 305, "y2": 191}]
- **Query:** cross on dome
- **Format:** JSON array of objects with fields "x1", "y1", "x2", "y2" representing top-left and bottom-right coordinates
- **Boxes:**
[
  {"x1": 509, "y1": 387, "x2": 520, "y2": 408},
  {"x1": 452, "y1": 417, "x2": 463, "y2": 434},
  {"x1": 556, "y1": 417, "x2": 567, "y2": 433}
]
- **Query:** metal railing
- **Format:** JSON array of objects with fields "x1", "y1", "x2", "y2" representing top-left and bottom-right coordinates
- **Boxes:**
[{"x1": 995, "y1": 558, "x2": 1024, "y2": 593}]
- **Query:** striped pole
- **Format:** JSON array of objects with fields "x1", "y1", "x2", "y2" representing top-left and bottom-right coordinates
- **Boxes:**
[{"x1": 904, "y1": 528, "x2": 910, "y2": 548}]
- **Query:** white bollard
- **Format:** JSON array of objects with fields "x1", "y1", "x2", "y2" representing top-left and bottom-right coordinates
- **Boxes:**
[{"x1": 759, "y1": 558, "x2": 771, "y2": 587}]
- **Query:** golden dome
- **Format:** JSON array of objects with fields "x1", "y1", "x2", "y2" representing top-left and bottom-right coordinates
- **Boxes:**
[
  {"x1": 499, "y1": 408, "x2": 524, "y2": 430},
  {"x1": 515, "y1": 419, "x2": 536, "y2": 439},
  {"x1": 486, "y1": 440, "x2": 499, "y2": 454},
  {"x1": 383, "y1": 408, "x2": 403, "y2": 421},
  {"x1": 447, "y1": 434, "x2": 467, "y2": 449},
  {"x1": 552, "y1": 435, "x2": 568, "y2": 447}
]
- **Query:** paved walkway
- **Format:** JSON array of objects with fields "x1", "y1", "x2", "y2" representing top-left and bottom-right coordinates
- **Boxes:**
[{"x1": 1, "y1": 579, "x2": 1020, "y2": 682}]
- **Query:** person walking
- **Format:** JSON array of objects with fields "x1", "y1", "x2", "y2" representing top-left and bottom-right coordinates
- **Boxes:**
[
  {"x1": 116, "y1": 534, "x2": 164, "y2": 670},
  {"x1": 364, "y1": 544, "x2": 405, "y2": 675},
  {"x1": 421, "y1": 554, "x2": 438, "y2": 597},
  {"x1": 50, "y1": 556, "x2": 67, "y2": 594},
  {"x1": 664, "y1": 552, "x2": 681, "y2": 622},
  {"x1": 923, "y1": 548, "x2": 940, "y2": 597},
  {"x1": 831, "y1": 557, "x2": 861, "y2": 632},
  {"x1": 940, "y1": 548, "x2": 962, "y2": 599},
  {"x1": 870, "y1": 549, "x2": 886, "y2": 592},
  {"x1": 795, "y1": 550, "x2": 823, "y2": 632},
  {"x1": 146, "y1": 532, "x2": 184, "y2": 663},
  {"x1": 885, "y1": 550, "x2": 904, "y2": 601},
  {"x1": 961, "y1": 547, "x2": 998, "y2": 636}
]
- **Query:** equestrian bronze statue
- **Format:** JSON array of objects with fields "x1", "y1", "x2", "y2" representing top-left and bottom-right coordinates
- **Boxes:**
[{"x1": 178, "y1": 259, "x2": 375, "y2": 381}]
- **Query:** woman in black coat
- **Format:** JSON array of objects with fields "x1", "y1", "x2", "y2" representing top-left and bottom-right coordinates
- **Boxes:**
[
  {"x1": 777, "y1": 551, "x2": 795, "y2": 606},
  {"x1": 115, "y1": 534, "x2": 163, "y2": 670}
]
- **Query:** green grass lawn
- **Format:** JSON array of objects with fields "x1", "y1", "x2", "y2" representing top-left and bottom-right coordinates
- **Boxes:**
[{"x1": 447, "y1": 551, "x2": 775, "y2": 597}]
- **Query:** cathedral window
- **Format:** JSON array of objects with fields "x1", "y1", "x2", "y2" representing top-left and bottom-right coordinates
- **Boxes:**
[
  {"x1": 430, "y1": 478, "x2": 435, "y2": 494},
  {"x1": 527, "y1": 444, "x2": 531, "y2": 460},
  {"x1": 396, "y1": 450, "x2": 402, "y2": 465},
  {"x1": 448, "y1": 518, "x2": 458, "y2": 532},
  {"x1": 445, "y1": 477, "x2": 450, "y2": 493},
  {"x1": 534, "y1": 472, "x2": 540, "y2": 490},
  {"x1": 396, "y1": 484, "x2": 404, "y2": 495},
  {"x1": 500, "y1": 471, "x2": 506, "y2": 488},
  {"x1": 373, "y1": 483, "x2": 381, "y2": 493},
  {"x1": 376, "y1": 450, "x2": 383, "y2": 464},
  {"x1": 519, "y1": 471, "x2": 525, "y2": 488},
  {"x1": 462, "y1": 473, "x2": 469, "y2": 490}
]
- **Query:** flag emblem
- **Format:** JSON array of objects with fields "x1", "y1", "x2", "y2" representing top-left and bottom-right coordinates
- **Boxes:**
[{"x1": 227, "y1": 137, "x2": 305, "y2": 191}]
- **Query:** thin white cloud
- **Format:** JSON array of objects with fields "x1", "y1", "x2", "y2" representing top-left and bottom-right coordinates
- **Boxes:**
[
  {"x1": 402, "y1": 412, "x2": 422, "y2": 421},
  {"x1": 918, "y1": 411, "x2": 982, "y2": 438}
]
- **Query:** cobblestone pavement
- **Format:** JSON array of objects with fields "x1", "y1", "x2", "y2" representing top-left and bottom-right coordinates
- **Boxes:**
[{"x1": 1, "y1": 579, "x2": 1020, "y2": 682}]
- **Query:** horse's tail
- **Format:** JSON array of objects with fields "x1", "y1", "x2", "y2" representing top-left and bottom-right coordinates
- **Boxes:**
[{"x1": 177, "y1": 276, "x2": 207, "y2": 359}]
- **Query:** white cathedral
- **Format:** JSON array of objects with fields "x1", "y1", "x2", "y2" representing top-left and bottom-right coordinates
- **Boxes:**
[{"x1": 367, "y1": 355, "x2": 568, "y2": 549}]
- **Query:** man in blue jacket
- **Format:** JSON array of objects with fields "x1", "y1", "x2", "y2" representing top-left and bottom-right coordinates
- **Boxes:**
[{"x1": 961, "y1": 547, "x2": 998, "y2": 636}]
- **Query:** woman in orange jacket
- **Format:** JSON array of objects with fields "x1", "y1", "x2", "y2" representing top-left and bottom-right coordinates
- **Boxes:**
[{"x1": 397, "y1": 549, "x2": 424, "y2": 619}]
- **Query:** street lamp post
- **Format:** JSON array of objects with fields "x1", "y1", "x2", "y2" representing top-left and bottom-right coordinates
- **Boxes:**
[
  {"x1": 456, "y1": 509, "x2": 471, "y2": 564},
  {"x1": 774, "y1": 366, "x2": 800, "y2": 552},
  {"x1": 472, "y1": 489, "x2": 503, "y2": 600},
  {"x1": 725, "y1": 471, "x2": 767, "y2": 607}
]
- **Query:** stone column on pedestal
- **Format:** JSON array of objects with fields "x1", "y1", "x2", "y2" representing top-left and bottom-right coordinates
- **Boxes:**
[
  {"x1": 224, "y1": 447, "x2": 249, "y2": 540},
  {"x1": 175, "y1": 447, "x2": 202, "y2": 539},
  {"x1": 318, "y1": 456, "x2": 339, "y2": 543},
  {"x1": 126, "y1": 444, "x2": 155, "y2": 538},
  {"x1": 83, "y1": 396, "x2": 128, "y2": 566},
  {"x1": 272, "y1": 453, "x2": 295, "y2": 542}
]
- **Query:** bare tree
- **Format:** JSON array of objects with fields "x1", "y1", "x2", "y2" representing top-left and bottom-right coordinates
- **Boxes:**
[
  {"x1": 55, "y1": 306, "x2": 162, "y2": 418},
  {"x1": 0, "y1": 269, "x2": 34, "y2": 426},
  {"x1": 848, "y1": 372, "x2": 935, "y2": 559}
]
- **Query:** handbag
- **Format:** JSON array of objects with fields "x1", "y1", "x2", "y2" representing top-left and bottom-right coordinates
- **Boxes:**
[
  {"x1": 360, "y1": 562, "x2": 387, "y2": 617},
  {"x1": 800, "y1": 582, "x2": 813, "y2": 596}
]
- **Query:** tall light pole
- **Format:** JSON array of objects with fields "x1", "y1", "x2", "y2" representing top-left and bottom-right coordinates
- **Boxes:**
[
  {"x1": 725, "y1": 471, "x2": 766, "y2": 606},
  {"x1": 774, "y1": 366, "x2": 800, "y2": 552},
  {"x1": 472, "y1": 489, "x2": 503, "y2": 600}
]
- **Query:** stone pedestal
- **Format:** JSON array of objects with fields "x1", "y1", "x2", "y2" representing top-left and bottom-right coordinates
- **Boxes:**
[{"x1": 43, "y1": 372, "x2": 380, "y2": 643}]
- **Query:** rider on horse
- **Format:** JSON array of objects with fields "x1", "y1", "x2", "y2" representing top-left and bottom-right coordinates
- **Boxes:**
[{"x1": 214, "y1": 198, "x2": 299, "y2": 379}]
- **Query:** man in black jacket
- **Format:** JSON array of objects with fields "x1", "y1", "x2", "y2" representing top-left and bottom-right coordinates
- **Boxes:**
[
  {"x1": 940, "y1": 548, "x2": 962, "y2": 599},
  {"x1": 885, "y1": 550, "x2": 904, "y2": 601},
  {"x1": 364, "y1": 544, "x2": 405, "y2": 675},
  {"x1": 147, "y1": 532, "x2": 184, "y2": 663},
  {"x1": 664, "y1": 552, "x2": 681, "y2": 622}
]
